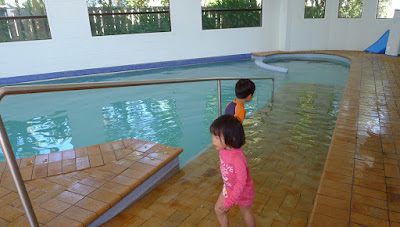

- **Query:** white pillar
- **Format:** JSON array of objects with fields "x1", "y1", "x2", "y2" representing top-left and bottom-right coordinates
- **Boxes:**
[{"x1": 385, "y1": 9, "x2": 400, "y2": 57}]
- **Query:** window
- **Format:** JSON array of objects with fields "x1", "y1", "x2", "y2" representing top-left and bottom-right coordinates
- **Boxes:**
[
  {"x1": 201, "y1": 0, "x2": 262, "y2": 30},
  {"x1": 86, "y1": 0, "x2": 171, "y2": 36},
  {"x1": 338, "y1": 0, "x2": 363, "y2": 18},
  {"x1": 377, "y1": 0, "x2": 400, "y2": 18},
  {"x1": 0, "y1": 0, "x2": 51, "y2": 43},
  {"x1": 304, "y1": 0, "x2": 326, "y2": 19}
]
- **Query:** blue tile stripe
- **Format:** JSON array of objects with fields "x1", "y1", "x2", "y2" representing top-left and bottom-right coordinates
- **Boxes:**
[{"x1": 1, "y1": 54, "x2": 251, "y2": 85}]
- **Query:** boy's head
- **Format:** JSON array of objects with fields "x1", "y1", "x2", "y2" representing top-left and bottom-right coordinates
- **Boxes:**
[
  {"x1": 235, "y1": 79, "x2": 255, "y2": 100},
  {"x1": 210, "y1": 115, "x2": 245, "y2": 149}
]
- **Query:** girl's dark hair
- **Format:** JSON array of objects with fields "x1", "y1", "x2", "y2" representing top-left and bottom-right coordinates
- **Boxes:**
[{"x1": 210, "y1": 115, "x2": 245, "y2": 149}]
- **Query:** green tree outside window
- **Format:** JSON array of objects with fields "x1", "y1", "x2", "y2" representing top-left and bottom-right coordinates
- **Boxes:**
[
  {"x1": 86, "y1": 0, "x2": 171, "y2": 36},
  {"x1": 377, "y1": 0, "x2": 399, "y2": 18},
  {"x1": 202, "y1": 0, "x2": 262, "y2": 30},
  {"x1": 0, "y1": 0, "x2": 51, "y2": 43},
  {"x1": 304, "y1": 0, "x2": 326, "y2": 18},
  {"x1": 338, "y1": 0, "x2": 363, "y2": 18}
]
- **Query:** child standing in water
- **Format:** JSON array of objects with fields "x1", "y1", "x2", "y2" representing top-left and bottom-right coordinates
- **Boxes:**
[
  {"x1": 225, "y1": 79, "x2": 256, "y2": 124},
  {"x1": 210, "y1": 114, "x2": 255, "y2": 227}
]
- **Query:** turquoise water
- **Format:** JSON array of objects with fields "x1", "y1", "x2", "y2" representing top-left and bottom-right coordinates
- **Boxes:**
[{"x1": 0, "y1": 58, "x2": 349, "y2": 166}]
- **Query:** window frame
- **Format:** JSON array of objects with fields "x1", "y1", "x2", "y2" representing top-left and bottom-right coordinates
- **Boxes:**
[
  {"x1": 201, "y1": 0, "x2": 263, "y2": 30},
  {"x1": 86, "y1": 0, "x2": 172, "y2": 37},
  {"x1": 0, "y1": 0, "x2": 52, "y2": 43}
]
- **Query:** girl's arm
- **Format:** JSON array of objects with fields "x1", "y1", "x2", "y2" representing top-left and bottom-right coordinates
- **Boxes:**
[{"x1": 223, "y1": 156, "x2": 248, "y2": 210}]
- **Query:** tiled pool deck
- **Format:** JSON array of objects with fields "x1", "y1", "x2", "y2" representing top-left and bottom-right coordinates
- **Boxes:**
[
  {"x1": 298, "y1": 51, "x2": 400, "y2": 226},
  {"x1": 0, "y1": 51, "x2": 399, "y2": 226},
  {"x1": 102, "y1": 51, "x2": 400, "y2": 226}
]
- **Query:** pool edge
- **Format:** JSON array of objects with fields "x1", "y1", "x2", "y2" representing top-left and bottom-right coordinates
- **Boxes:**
[{"x1": 0, "y1": 54, "x2": 251, "y2": 86}]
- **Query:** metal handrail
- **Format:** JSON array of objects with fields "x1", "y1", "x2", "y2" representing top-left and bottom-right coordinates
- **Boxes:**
[
  {"x1": 88, "y1": 11, "x2": 169, "y2": 16},
  {"x1": 0, "y1": 76, "x2": 274, "y2": 226},
  {"x1": 202, "y1": 8, "x2": 262, "y2": 12},
  {"x1": 0, "y1": 15, "x2": 47, "y2": 21}
]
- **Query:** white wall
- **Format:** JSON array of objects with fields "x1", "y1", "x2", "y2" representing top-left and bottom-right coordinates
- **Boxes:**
[
  {"x1": 0, "y1": 0, "x2": 395, "y2": 79},
  {"x1": 0, "y1": 0, "x2": 277, "y2": 78},
  {"x1": 283, "y1": 0, "x2": 393, "y2": 51}
]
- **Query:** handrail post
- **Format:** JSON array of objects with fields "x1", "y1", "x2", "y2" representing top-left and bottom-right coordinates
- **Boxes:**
[
  {"x1": 217, "y1": 80, "x2": 222, "y2": 116},
  {"x1": 0, "y1": 115, "x2": 38, "y2": 227},
  {"x1": 271, "y1": 79, "x2": 275, "y2": 104}
]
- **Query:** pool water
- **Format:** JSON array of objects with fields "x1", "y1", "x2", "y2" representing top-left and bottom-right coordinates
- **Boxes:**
[{"x1": 0, "y1": 58, "x2": 349, "y2": 166}]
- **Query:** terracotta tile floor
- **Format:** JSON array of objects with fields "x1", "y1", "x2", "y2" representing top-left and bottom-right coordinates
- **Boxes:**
[
  {"x1": 0, "y1": 141, "x2": 123, "y2": 182},
  {"x1": 0, "y1": 138, "x2": 182, "y2": 226},
  {"x1": 102, "y1": 51, "x2": 400, "y2": 227}
]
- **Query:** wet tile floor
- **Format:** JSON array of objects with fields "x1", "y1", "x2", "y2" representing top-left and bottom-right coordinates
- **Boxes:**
[
  {"x1": 307, "y1": 52, "x2": 400, "y2": 226},
  {"x1": 102, "y1": 51, "x2": 400, "y2": 227}
]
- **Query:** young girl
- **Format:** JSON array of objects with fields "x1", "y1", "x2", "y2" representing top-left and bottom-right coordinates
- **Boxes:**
[{"x1": 210, "y1": 114, "x2": 255, "y2": 227}]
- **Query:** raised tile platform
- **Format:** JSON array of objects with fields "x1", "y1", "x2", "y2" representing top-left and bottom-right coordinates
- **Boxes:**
[{"x1": 0, "y1": 138, "x2": 182, "y2": 226}]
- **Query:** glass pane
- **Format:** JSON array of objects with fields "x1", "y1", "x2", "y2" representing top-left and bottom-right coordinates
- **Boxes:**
[
  {"x1": 0, "y1": 0, "x2": 47, "y2": 18},
  {"x1": 201, "y1": 0, "x2": 262, "y2": 29},
  {"x1": 338, "y1": 0, "x2": 363, "y2": 18},
  {"x1": 87, "y1": 0, "x2": 171, "y2": 36},
  {"x1": 0, "y1": 0, "x2": 51, "y2": 42},
  {"x1": 304, "y1": 0, "x2": 326, "y2": 18},
  {"x1": 377, "y1": 0, "x2": 400, "y2": 18}
]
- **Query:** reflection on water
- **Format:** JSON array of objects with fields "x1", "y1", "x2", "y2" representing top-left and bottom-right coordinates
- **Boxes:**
[
  {"x1": 1, "y1": 98, "x2": 183, "y2": 162},
  {"x1": 245, "y1": 83, "x2": 342, "y2": 152},
  {"x1": 2, "y1": 111, "x2": 72, "y2": 160},
  {"x1": 102, "y1": 99, "x2": 182, "y2": 146}
]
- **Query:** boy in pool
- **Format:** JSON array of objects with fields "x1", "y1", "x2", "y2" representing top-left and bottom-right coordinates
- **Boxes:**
[{"x1": 225, "y1": 79, "x2": 255, "y2": 124}]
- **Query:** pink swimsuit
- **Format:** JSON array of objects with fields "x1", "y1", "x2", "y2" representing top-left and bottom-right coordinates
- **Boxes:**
[{"x1": 219, "y1": 148, "x2": 254, "y2": 210}]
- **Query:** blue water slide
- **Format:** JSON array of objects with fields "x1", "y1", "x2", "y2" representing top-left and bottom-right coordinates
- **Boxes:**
[{"x1": 365, "y1": 30, "x2": 390, "y2": 54}]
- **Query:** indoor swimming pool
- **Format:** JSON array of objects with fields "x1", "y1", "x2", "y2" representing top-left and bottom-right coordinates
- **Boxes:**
[{"x1": 0, "y1": 55, "x2": 350, "y2": 166}]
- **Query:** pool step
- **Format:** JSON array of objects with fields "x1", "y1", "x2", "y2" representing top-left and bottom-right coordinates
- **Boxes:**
[{"x1": 0, "y1": 138, "x2": 182, "y2": 226}]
